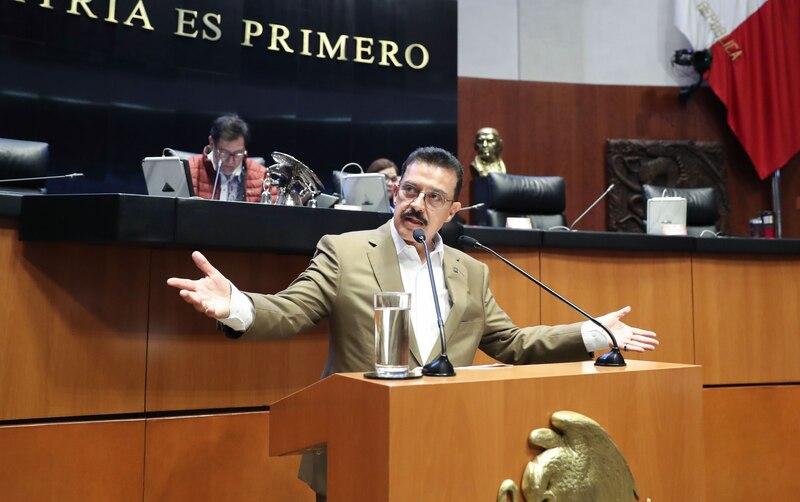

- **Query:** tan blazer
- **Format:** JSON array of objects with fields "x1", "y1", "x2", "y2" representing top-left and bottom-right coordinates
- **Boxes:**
[
  {"x1": 243, "y1": 221, "x2": 591, "y2": 374},
  {"x1": 239, "y1": 221, "x2": 593, "y2": 496}
]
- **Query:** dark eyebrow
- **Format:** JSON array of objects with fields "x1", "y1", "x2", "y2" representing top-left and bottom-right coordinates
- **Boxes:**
[{"x1": 401, "y1": 182, "x2": 448, "y2": 198}]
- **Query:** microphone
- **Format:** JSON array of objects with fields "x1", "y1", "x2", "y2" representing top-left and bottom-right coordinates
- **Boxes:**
[
  {"x1": 457, "y1": 202, "x2": 485, "y2": 212},
  {"x1": 549, "y1": 183, "x2": 615, "y2": 231},
  {"x1": 569, "y1": 183, "x2": 614, "y2": 230},
  {"x1": 412, "y1": 228, "x2": 456, "y2": 376},
  {"x1": 210, "y1": 149, "x2": 223, "y2": 201},
  {"x1": 458, "y1": 235, "x2": 625, "y2": 367},
  {"x1": 0, "y1": 173, "x2": 84, "y2": 184}
]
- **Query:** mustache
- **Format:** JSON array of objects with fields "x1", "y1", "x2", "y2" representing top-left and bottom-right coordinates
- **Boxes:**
[{"x1": 401, "y1": 209, "x2": 428, "y2": 226}]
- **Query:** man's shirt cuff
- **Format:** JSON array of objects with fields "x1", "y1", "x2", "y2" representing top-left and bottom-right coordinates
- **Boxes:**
[
  {"x1": 581, "y1": 320, "x2": 610, "y2": 352},
  {"x1": 219, "y1": 282, "x2": 254, "y2": 332}
]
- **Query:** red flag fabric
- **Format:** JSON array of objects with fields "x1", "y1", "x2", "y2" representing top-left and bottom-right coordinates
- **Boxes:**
[
  {"x1": 676, "y1": 0, "x2": 800, "y2": 179},
  {"x1": 705, "y1": 0, "x2": 800, "y2": 179}
]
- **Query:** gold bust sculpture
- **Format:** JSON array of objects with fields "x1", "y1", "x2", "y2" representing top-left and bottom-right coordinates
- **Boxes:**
[{"x1": 471, "y1": 127, "x2": 507, "y2": 177}]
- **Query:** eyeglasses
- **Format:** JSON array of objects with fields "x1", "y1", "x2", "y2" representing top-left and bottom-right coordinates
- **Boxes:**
[
  {"x1": 215, "y1": 148, "x2": 247, "y2": 162},
  {"x1": 398, "y1": 183, "x2": 454, "y2": 210}
]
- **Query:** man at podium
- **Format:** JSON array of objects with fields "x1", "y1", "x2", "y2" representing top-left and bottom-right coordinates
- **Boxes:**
[{"x1": 168, "y1": 146, "x2": 658, "y2": 500}]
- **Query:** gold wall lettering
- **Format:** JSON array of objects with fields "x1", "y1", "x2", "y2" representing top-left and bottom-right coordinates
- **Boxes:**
[
  {"x1": 13, "y1": 0, "x2": 430, "y2": 70},
  {"x1": 174, "y1": 8, "x2": 221, "y2": 41},
  {"x1": 241, "y1": 19, "x2": 430, "y2": 69},
  {"x1": 62, "y1": 0, "x2": 154, "y2": 30},
  {"x1": 13, "y1": 0, "x2": 54, "y2": 10}
]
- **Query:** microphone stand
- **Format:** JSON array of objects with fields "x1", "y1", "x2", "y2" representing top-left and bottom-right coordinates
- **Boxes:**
[
  {"x1": 0, "y1": 173, "x2": 84, "y2": 183},
  {"x1": 210, "y1": 148, "x2": 223, "y2": 201},
  {"x1": 457, "y1": 202, "x2": 485, "y2": 212},
  {"x1": 568, "y1": 183, "x2": 615, "y2": 231},
  {"x1": 459, "y1": 235, "x2": 625, "y2": 367},
  {"x1": 413, "y1": 229, "x2": 456, "y2": 376}
]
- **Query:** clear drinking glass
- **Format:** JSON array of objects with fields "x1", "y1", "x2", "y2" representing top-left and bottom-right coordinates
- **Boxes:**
[{"x1": 373, "y1": 292, "x2": 411, "y2": 378}]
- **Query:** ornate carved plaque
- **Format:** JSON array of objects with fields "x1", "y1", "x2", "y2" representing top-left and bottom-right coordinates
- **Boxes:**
[{"x1": 606, "y1": 139, "x2": 729, "y2": 233}]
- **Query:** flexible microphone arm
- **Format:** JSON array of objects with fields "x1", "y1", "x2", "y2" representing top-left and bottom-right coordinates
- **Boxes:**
[
  {"x1": 569, "y1": 183, "x2": 615, "y2": 230},
  {"x1": 0, "y1": 173, "x2": 84, "y2": 183},
  {"x1": 209, "y1": 147, "x2": 223, "y2": 201},
  {"x1": 413, "y1": 228, "x2": 456, "y2": 376},
  {"x1": 457, "y1": 202, "x2": 485, "y2": 212},
  {"x1": 458, "y1": 235, "x2": 625, "y2": 367}
]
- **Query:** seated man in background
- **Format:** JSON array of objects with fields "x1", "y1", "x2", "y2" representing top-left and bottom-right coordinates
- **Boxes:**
[
  {"x1": 189, "y1": 115, "x2": 267, "y2": 202},
  {"x1": 366, "y1": 157, "x2": 399, "y2": 201}
]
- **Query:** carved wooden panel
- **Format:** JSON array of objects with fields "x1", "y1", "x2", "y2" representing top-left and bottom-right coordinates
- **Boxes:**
[{"x1": 605, "y1": 139, "x2": 729, "y2": 233}]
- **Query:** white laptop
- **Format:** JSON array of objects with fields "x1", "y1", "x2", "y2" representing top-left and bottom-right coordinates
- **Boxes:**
[
  {"x1": 142, "y1": 156, "x2": 194, "y2": 198},
  {"x1": 646, "y1": 197, "x2": 687, "y2": 235},
  {"x1": 341, "y1": 173, "x2": 391, "y2": 213}
]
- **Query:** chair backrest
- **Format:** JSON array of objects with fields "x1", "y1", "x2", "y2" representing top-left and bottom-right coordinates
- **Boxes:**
[
  {"x1": 0, "y1": 137, "x2": 49, "y2": 193},
  {"x1": 642, "y1": 184, "x2": 719, "y2": 236},
  {"x1": 477, "y1": 172, "x2": 567, "y2": 229}
]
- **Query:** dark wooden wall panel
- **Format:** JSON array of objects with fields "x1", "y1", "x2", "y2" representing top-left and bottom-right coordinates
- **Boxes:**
[
  {"x1": 704, "y1": 386, "x2": 800, "y2": 499},
  {"x1": 540, "y1": 249, "x2": 695, "y2": 366},
  {"x1": 146, "y1": 248, "x2": 329, "y2": 411},
  {"x1": 144, "y1": 412, "x2": 313, "y2": 502},
  {"x1": 458, "y1": 79, "x2": 520, "y2": 203},
  {"x1": 693, "y1": 254, "x2": 800, "y2": 385},
  {"x1": 458, "y1": 78, "x2": 800, "y2": 237},
  {"x1": 0, "y1": 420, "x2": 145, "y2": 502},
  {"x1": 0, "y1": 219, "x2": 148, "y2": 421}
]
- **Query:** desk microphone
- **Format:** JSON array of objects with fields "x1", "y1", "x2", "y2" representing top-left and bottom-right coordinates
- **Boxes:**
[
  {"x1": 413, "y1": 228, "x2": 456, "y2": 376},
  {"x1": 550, "y1": 183, "x2": 615, "y2": 231},
  {"x1": 458, "y1": 235, "x2": 625, "y2": 366},
  {"x1": 0, "y1": 173, "x2": 84, "y2": 183},
  {"x1": 457, "y1": 202, "x2": 485, "y2": 212},
  {"x1": 210, "y1": 152, "x2": 223, "y2": 201},
  {"x1": 569, "y1": 183, "x2": 614, "y2": 230}
]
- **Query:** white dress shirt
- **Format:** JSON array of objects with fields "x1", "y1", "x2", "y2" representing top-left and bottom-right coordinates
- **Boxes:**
[{"x1": 388, "y1": 223, "x2": 450, "y2": 363}]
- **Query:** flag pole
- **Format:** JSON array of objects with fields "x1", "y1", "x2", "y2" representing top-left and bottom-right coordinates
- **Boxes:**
[{"x1": 772, "y1": 168, "x2": 782, "y2": 239}]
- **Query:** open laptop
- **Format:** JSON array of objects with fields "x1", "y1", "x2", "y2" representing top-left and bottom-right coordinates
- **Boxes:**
[
  {"x1": 646, "y1": 196, "x2": 687, "y2": 235},
  {"x1": 341, "y1": 173, "x2": 391, "y2": 213},
  {"x1": 142, "y1": 156, "x2": 194, "y2": 198}
]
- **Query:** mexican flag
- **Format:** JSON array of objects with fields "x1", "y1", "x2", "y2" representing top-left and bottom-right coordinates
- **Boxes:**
[{"x1": 675, "y1": 0, "x2": 800, "y2": 180}]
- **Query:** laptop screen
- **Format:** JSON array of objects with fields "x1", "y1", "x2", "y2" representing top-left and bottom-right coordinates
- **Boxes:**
[
  {"x1": 142, "y1": 156, "x2": 195, "y2": 198},
  {"x1": 646, "y1": 197, "x2": 687, "y2": 235},
  {"x1": 341, "y1": 173, "x2": 391, "y2": 213}
]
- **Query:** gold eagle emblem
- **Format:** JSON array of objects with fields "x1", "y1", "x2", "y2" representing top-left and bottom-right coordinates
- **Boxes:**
[{"x1": 498, "y1": 410, "x2": 650, "y2": 502}]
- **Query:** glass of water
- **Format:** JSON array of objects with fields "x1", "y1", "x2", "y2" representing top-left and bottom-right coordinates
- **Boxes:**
[{"x1": 373, "y1": 292, "x2": 411, "y2": 378}]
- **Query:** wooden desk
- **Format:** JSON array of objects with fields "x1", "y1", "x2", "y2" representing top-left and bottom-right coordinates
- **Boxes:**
[
  {"x1": 3, "y1": 194, "x2": 799, "y2": 500},
  {"x1": 271, "y1": 362, "x2": 705, "y2": 501}
]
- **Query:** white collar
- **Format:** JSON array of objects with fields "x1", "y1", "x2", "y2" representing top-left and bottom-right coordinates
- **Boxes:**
[{"x1": 389, "y1": 220, "x2": 444, "y2": 260}]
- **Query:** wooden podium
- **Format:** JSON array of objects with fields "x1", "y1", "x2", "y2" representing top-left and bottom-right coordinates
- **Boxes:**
[{"x1": 270, "y1": 361, "x2": 704, "y2": 501}]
